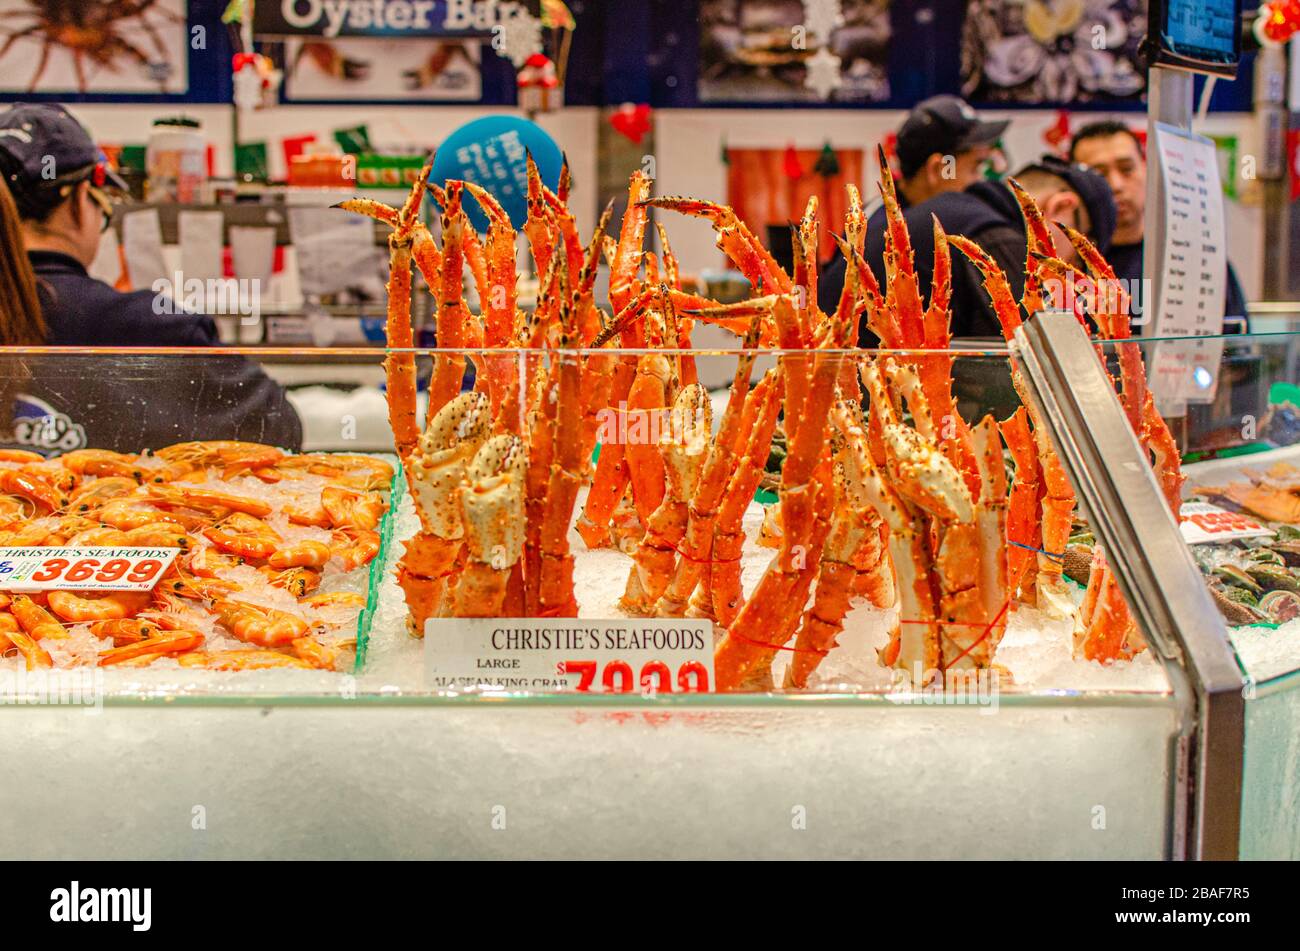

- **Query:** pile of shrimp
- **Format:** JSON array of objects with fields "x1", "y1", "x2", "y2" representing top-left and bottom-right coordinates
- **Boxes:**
[{"x1": 0, "y1": 442, "x2": 393, "y2": 672}]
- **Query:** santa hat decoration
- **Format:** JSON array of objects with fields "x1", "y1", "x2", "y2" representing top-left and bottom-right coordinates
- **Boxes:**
[{"x1": 518, "y1": 53, "x2": 559, "y2": 89}]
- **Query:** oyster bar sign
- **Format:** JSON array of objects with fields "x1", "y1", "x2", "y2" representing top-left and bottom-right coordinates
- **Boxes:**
[{"x1": 259, "y1": 0, "x2": 530, "y2": 36}]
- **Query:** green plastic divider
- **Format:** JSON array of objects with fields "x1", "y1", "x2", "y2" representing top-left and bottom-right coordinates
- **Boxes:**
[{"x1": 352, "y1": 460, "x2": 401, "y2": 674}]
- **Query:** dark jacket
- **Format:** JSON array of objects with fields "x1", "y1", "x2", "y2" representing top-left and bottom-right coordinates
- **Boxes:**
[
  {"x1": 819, "y1": 182, "x2": 1027, "y2": 344},
  {"x1": 12, "y1": 251, "x2": 302, "y2": 454}
]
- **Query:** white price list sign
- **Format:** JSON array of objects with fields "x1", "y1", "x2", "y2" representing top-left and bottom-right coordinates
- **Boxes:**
[
  {"x1": 1159, "y1": 123, "x2": 1227, "y2": 413},
  {"x1": 0, "y1": 547, "x2": 180, "y2": 592},
  {"x1": 424, "y1": 618, "x2": 716, "y2": 694},
  {"x1": 1150, "y1": 123, "x2": 1228, "y2": 414}
]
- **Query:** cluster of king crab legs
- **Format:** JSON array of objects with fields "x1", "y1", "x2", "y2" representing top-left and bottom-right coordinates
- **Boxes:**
[{"x1": 343, "y1": 146, "x2": 1184, "y2": 689}]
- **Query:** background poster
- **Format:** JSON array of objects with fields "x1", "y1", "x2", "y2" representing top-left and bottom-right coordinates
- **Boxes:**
[
  {"x1": 0, "y1": 0, "x2": 189, "y2": 94},
  {"x1": 961, "y1": 0, "x2": 1146, "y2": 104},
  {"x1": 283, "y1": 38, "x2": 482, "y2": 101},
  {"x1": 698, "y1": 0, "x2": 891, "y2": 104}
]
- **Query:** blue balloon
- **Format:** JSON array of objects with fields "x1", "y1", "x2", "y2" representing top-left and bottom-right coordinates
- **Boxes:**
[{"x1": 430, "y1": 116, "x2": 563, "y2": 233}]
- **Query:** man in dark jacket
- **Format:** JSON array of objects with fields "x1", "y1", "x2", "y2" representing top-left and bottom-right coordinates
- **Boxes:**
[{"x1": 0, "y1": 103, "x2": 301, "y2": 453}]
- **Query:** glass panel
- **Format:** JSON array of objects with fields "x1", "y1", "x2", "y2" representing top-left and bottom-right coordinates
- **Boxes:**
[{"x1": 0, "y1": 345, "x2": 1173, "y2": 707}]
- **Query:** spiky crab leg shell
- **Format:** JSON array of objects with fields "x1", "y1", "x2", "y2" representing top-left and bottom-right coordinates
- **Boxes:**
[
  {"x1": 450, "y1": 434, "x2": 527, "y2": 618},
  {"x1": 622, "y1": 384, "x2": 712, "y2": 614}
]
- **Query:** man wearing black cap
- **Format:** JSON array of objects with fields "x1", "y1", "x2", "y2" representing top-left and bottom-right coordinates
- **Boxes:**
[
  {"x1": 818, "y1": 95, "x2": 1008, "y2": 326},
  {"x1": 0, "y1": 103, "x2": 301, "y2": 452},
  {"x1": 887, "y1": 94, "x2": 1010, "y2": 216}
]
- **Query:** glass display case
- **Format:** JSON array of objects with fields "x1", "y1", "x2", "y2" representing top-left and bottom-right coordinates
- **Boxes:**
[{"x1": 0, "y1": 326, "x2": 1291, "y2": 859}]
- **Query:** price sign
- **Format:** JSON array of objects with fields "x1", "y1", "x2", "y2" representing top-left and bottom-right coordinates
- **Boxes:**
[
  {"x1": 1179, "y1": 502, "x2": 1275, "y2": 545},
  {"x1": 424, "y1": 618, "x2": 716, "y2": 694},
  {"x1": 0, "y1": 547, "x2": 180, "y2": 592},
  {"x1": 1150, "y1": 124, "x2": 1228, "y2": 413}
]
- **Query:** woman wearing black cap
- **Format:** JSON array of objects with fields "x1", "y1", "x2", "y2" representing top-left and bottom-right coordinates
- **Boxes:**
[{"x1": 0, "y1": 103, "x2": 301, "y2": 454}]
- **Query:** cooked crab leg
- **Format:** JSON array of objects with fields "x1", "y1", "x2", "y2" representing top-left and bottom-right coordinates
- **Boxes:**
[
  {"x1": 999, "y1": 406, "x2": 1041, "y2": 601},
  {"x1": 399, "y1": 392, "x2": 491, "y2": 635},
  {"x1": 784, "y1": 448, "x2": 890, "y2": 689},
  {"x1": 654, "y1": 317, "x2": 763, "y2": 615},
  {"x1": 692, "y1": 371, "x2": 783, "y2": 624},
  {"x1": 949, "y1": 233, "x2": 1076, "y2": 619},
  {"x1": 623, "y1": 300, "x2": 677, "y2": 526},
  {"x1": 621, "y1": 384, "x2": 711, "y2": 614},
  {"x1": 536, "y1": 275, "x2": 587, "y2": 617},
  {"x1": 713, "y1": 301, "x2": 849, "y2": 689},
  {"x1": 523, "y1": 151, "x2": 556, "y2": 279},
  {"x1": 577, "y1": 288, "x2": 662, "y2": 549},
  {"x1": 450, "y1": 435, "x2": 527, "y2": 617},
  {"x1": 642, "y1": 195, "x2": 793, "y2": 296},
  {"x1": 610, "y1": 170, "x2": 651, "y2": 316},
  {"x1": 429, "y1": 181, "x2": 475, "y2": 411}
]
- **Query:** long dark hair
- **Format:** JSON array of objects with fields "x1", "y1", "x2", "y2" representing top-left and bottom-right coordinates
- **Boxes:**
[{"x1": 0, "y1": 177, "x2": 46, "y2": 346}]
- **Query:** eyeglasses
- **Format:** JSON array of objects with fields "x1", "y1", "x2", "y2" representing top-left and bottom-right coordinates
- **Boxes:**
[{"x1": 86, "y1": 184, "x2": 115, "y2": 233}]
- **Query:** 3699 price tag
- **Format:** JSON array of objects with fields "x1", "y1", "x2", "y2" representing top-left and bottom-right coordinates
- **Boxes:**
[
  {"x1": 1179, "y1": 502, "x2": 1275, "y2": 545},
  {"x1": 0, "y1": 547, "x2": 180, "y2": 592}
]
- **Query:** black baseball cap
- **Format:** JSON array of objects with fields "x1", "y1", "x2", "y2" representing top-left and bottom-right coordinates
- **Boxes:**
[
  {"x1": 896, "y1": 95, "x2": 1009, "y2": 179},
  {"x1": 0, "y1": 103, "x2": 128, "y2": 196},
  {"x1": 1018, "y1": 155, "x2": 1117, "y2": 254}
]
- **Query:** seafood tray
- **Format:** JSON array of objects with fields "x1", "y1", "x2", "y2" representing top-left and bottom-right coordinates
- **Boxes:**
[{"x1": 0, "y1": 444, "x2": 397, "y2": 676}]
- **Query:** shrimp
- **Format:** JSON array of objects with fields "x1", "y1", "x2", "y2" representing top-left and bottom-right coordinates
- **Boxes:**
[
  {"x1": 47, "y1": 591, "x2": 151, "y2": 623},
  {"x1": 283, "y1": 502, "x2": 333, "y2": 529},
  {"x1": 268, "y1": 540, "x2": 333, "y2": 569},
  {"x1": 259, "y1": 566, "x2": 321, "y2": 598},
  {"x1": 98, "y1": 632, "x2": 205, "y2": 666},
  {"x1": 203, "y1": 513, "x2": 280, "y2": 560},
  {"x1": 185, "y1": 546, "x2": 242, "y2": 577},
  {"x1": 176, "y1": 649, "x2": 314, "y2": 670},
  {"x1": 147, "y1": 484, "x2": 273, "y2": 518},
  {"x1": 300, "y1": 591, "x2": 367, "y2": 609},
  {"x1": 97, "y1": 499, "x2": 188, "y2": 531},
  {"x1": 88, "y1": 618, "x2": 163, "y2": 646},
  {"x1": 2, "y1": 625, "x2": 53, "y2": 669},
  {"x1": 122, "y1": 523, "x2": 190, "y2": 549},
  {"x1": 9, "y1": 594, "x2": 67, "y2": 640},
  {"x1": 290, "y1": 636, "x2": 353, "y2": 670},
  {"x1": 65, "y1": 527, "x2": 131, "y2": 547},
  {"x1": 332, "y1": 529, "x2": 381, "y2": 571},
  {"x1": 66, "y1": 477, "x2": 141, "y2": 513},
  {"x1": 58, "y1": 449, "x2": 146, "y2": 480},
  {"x1": 321, "y1": 486, "x2": 385, "y2": 531},
  {"x1": 0, "y1": 469, "x2": 64, "y2": 514},
  {"x1": 211, "y1": 599, "x2": 310, "y2": 647},
  {"x1": 154, "y1": 440, "x2": 285, "y2": 476},
  {"x1": 0, "y1": 449, "x2": 44, "y2": 464}
]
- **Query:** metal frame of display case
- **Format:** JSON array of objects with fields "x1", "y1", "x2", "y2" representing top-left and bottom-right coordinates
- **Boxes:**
[{"x1": 1012, "y1": 312, "x2": 1247, "y2": 861}]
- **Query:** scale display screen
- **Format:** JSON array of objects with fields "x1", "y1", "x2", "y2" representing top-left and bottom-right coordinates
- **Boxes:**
[{"x1": 1151, "y1": 0, "x2": 1242, "y2": 76}]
